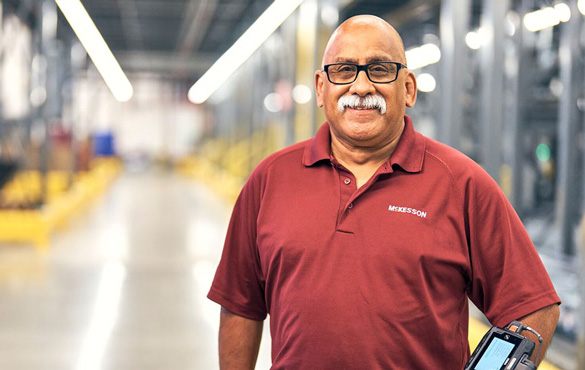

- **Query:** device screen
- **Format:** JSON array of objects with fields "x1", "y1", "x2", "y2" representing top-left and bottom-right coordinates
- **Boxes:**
[{"x1": 473, "y1": 337, "x2": 516, "y2": 370}]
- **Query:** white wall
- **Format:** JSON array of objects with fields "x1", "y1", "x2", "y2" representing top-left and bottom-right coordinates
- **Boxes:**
[{"x1": 71, "y1": 69, "x2": 204, "y2": 159}]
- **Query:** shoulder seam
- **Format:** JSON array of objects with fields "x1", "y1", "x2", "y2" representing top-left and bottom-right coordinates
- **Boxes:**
[
  {"x1": 425, "y1": 150, "x2": 466, "y2": 221},
  {"x1": 258, "y1": 141, "x2": 308, "y2": 172}
]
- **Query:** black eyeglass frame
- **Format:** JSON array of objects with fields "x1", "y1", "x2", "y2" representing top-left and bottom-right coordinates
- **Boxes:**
[{"x1": 323, "y1": 61, "x2": 407, "y2": 85}]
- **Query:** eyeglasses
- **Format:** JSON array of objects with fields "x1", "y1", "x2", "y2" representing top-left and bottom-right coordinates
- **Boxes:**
[{"x1": 323, "y1": 62, "x2": 407, "y2": 85}]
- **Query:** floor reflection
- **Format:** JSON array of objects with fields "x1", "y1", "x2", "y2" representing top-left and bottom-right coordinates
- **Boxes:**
[{"x1": 0, "y1": 170, "x2": 271, "y2": 370}]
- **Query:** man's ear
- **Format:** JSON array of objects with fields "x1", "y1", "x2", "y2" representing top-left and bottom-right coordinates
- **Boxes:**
[
  {"x1": 315, "y1": 70, "x2": 325, "y2": 107},
  {"x1": 405, "y1": 71, "x2": 417, "y2": 108}
]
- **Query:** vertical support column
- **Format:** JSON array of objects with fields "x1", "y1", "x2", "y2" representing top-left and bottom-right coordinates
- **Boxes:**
[
  {"x1": 313, "y1": 1, "x2": 337, "y2": 133},
  {"x1": 438, "y1": 0, "x2": 470, "y2": 149},
  {"x1": 479, "y1": 0, "x2": 508, "y2": 181},
  {"x1": 555, "y1": 1, "x2": 582, "y2": 256},
  {"x1": 282, "y1": 12, "x2": 298, "y2": 150},
  {"x1": 506, "y1": 1, "x2": 531, "y2": 211},
  {"x1": 310, "y1": 3, "x2": 321, "y2": 137},
  {"x1": 293, "y1": 0, "x2": 318, "y2": 145},
  {"x1": 580, "y1": 215, "x2": 585, "y2": 370},
  {"x1": 34, "y1": 0, "x2": 55, "y2": 205},
  {"x1": 62, "y1": 42, "x2": 75, "y2": 181},
  {"x1": 0, "y1": 0, "x2": 3, "y2": 119},
  {"x1": 248, "y1": 55, "x2": 259, "y2": 175},
  {"x1": 43, "y1": 0, "x2": 61, "y2": 120}
]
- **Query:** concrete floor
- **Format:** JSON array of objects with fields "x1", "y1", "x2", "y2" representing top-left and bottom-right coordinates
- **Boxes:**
[{"x1": 0, "y1": 169, "x2": 271, "y2": 370}]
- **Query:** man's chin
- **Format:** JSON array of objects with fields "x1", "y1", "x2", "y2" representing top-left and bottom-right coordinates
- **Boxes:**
[
  {"x1": 344, "y1": 121, "x2": 382, "y2": 138},
  {"x1": 329, "y1": 119, "x2": 390, "y2": 147}
]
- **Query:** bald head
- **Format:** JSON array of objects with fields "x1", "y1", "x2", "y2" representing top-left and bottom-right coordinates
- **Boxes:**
[{"x1": 322, "y1": 15, "x2": 406, "y2": 67}]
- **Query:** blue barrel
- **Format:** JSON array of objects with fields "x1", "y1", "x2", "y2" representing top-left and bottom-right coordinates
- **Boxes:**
[{"x1": 93, "y1": 131, "x2": 116, "y2": 157}]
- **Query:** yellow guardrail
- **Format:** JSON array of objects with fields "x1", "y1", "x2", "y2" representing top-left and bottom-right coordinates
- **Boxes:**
[
  {"x1": 179, "y1": 126, "x2": 283, "y2": 202},
  {"x1": 176, "y1": 156, "x2": 244, "y2": 202},
  {"x1": 1, "y1": 171, "x2": 67, "y2": 203},
  {"x1": 0, "y1": 158, "x2": 122, "y2": 250}
]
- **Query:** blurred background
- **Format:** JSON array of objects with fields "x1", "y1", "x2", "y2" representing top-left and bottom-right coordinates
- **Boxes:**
[{"x1": 0, "y1": 0, "x2": 583, "y2": 369}]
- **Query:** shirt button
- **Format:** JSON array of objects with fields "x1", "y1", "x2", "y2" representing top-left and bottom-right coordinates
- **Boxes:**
[
  {"x1": 344, "y1": 178, "x2": 351, "y2": 185},
  {"x1": 348, "y1": 203, "x2": 353, "y2": 209}
]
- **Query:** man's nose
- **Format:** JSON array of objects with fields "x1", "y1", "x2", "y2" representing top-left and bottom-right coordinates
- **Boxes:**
[{"x1": 350, "y1": 70, "x2": 376, "y2": 95}]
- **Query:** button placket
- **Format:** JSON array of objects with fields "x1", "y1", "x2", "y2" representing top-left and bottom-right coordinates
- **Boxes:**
[
  {"x1": 336, "y1": 168, "x2": 356, "y2": 226},
  {"x1": 335, "y1": 169, "x2": 358, "y2": 232}
]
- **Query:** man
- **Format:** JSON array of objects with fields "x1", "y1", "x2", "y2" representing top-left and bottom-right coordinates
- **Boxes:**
[{"x1": 208, "y1": 15, "x2": 560, "y2": 369}]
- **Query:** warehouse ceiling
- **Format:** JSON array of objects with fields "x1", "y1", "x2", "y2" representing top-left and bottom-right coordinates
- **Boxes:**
[
  {"x1": 5, "y1": 0, "x2": 439, "y2": 79},
  {"x1": 73, "y1": 0, "x2": 276, "y2": 77}
]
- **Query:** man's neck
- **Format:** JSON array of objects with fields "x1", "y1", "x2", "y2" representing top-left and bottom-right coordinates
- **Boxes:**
[{"x1": 330, "y1": 124, "x2": 404, "y2": 188}]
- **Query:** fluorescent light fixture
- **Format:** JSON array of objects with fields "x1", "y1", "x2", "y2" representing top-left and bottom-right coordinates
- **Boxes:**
[
  {"x1": 523, "y1": 4, "x2": 571, "y2": 33},
  {"x1": 554, "y1": 3, "x2": 571, "y2": 22},
  {"x1": 56, "y1": 0, "x2": 133, "y2": 102},
  {"x1": 523, "y1": 7, "x2": 558, "y2": 32},
  {"x1": 580, "y1": 0, "x2": 585, "y2": 15},
  {"x1": 405, "y1": 44, "x2": 441, "y2": 70},
  {"x1": 188, "y1": 0, "x2": 304, "y2": 104}
]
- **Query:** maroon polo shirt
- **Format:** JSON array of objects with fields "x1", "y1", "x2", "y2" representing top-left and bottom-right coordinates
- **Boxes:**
[{"x1": 208, "y1": 115, "x2": 560, "y2": 369}]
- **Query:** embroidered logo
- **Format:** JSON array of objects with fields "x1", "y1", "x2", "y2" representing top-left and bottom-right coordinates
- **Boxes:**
[{"x1": 388, "y1": 205, "x2": 428, "y2": 218}]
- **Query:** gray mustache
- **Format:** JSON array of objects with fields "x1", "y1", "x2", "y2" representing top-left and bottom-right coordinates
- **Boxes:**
[{"x1": 337, "y1": 94, "x2": 387, "y2": 114}]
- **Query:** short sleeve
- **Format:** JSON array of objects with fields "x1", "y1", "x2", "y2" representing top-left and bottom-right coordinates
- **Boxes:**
[
  {"x1": 207, "y1": 171, "x2": 267, "y2": 321},
  {"x1": 466, "y1": 170, "x2": 560, "y2": 327}
]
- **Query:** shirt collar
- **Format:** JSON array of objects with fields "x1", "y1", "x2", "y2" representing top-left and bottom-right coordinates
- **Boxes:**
[
  {"x1": 302, "y1": 114, "x2": 425, "y2": 173},
  {"x1": 302, "y1": 122, "x2": 332, "y2": 166},
  {"x1": 387, "y1": 115, "x2": 425, "y2": 173}
]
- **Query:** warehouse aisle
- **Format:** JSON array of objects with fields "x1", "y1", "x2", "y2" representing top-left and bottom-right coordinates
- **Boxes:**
[{"x1": 0, "y1": 169, "x2": 271, "y2": 370}]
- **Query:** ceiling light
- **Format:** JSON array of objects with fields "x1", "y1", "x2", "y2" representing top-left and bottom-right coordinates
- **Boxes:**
[
  {"x1": 580, "y1": 0, "x2": 585, "y2": 15},
  {"x1": 465, "y1": 31, "x2": 483, "y2": 50},
  {"x1": 189, "y1": 0, "x2": 304, "y2": 104},
  {"x1": 417, "y1": 73, "x2": 436, "y2": 93},
  {"x1": 321, "y1": 4, "x2": 339, "y2": 27},
  {"x1": 264, "y1": 93, "x2": 284, "y2": 113},
  {"x1": 523, "y1": 8, "x2": 559, "y2": 32},
  {"x1": 523, "y1": 4, "x2": 571, "y2": 33},
  {"x1": 554, "y1": 3, "x2": 571, "y2": 22},
  {"x1": 292, "y1": 85, "x2": 312, "y2": 104},
  {"x1": 405, "y1": 44, "x2": 441, "y2": 70},
  {"x1": 55, "y1": 0, "x2": 133, "y2": 102}
]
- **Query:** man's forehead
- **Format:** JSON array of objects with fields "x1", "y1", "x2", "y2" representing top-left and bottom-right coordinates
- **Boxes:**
[
  {"x1": 322, "y1": 16, "x2": 405, "y2": 64},
  {"x1": 323, "y1": 36, "x2": 403, "y2": 65},
  {"x1": 331, "y1": 53, "x2": 394, "y2": 64}
]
